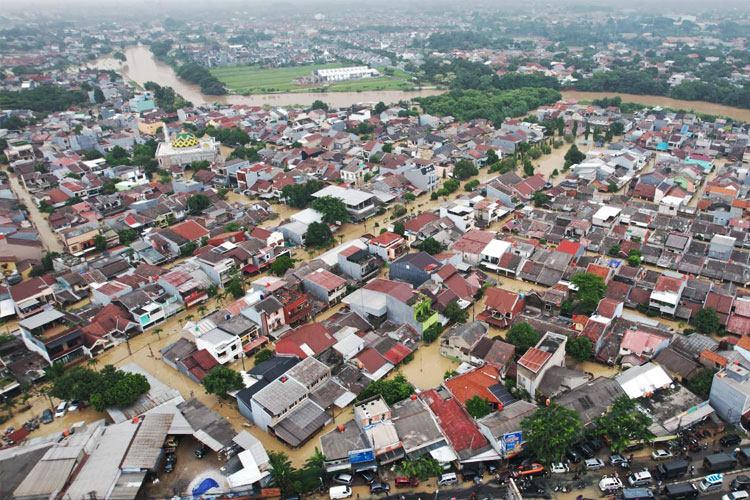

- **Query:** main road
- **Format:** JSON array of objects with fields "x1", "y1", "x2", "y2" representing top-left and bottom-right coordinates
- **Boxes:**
[{"x1": 8, "y1": 173, "x2": 64, "y2": 253}]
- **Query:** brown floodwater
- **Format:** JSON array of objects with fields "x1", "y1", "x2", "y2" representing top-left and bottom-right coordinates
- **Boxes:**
[
  {"x1": 91, "y1": 46, "x2": 443, "y2": 108},
  {"x1": 561, "y1": 90, "x2": 750, "y2": 122}
]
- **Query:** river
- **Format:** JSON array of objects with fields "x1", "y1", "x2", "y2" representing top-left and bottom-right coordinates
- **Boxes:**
[
  {"x1": 90, "y1": 46, "x2": 444, "y2": 108},
  {"x1": 561, "y1": 90, "x2": 750, "y2": 122}
]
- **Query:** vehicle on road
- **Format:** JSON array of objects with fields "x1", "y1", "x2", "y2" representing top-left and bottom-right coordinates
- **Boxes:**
[
  {"x1": 165, "y1": 436, "x2": 179, "y2": 448},
  {"x1": 621, "y1": 487, "x2": 654, "y2": 500},
  {"x1": 654, "y1": 459, "x2": 688, "y2": 480},
  {"x1": 334, "y1": 474, "x2": 353, "y2": 486},
  {"x1": 515, "y1": 463, "x2": 545, "y2": 477},
  {"x1": 438, "y1": 473, "x2": 457, "y2": 486},
  {"x1": 699, "y1": 473, "x2": 724, "y2": 492},
  {"x1": 585, "y1": 458, "x2": 605, "y2": 470},
  {"x1": 550, "y1": 462, "x2": 569, "y2": 474},
  {"x1": 723, "y1": 492, "x2": 750, "y2": 500},
  {"x1": 41, "y1": 409, "x2": 53, "y2": 424},
  {"x1": 358, "y1": 470, "x2": 375, "y2": 484},
  {"x1": 68, "y1": 400, "x2": 80, "y2": 412},
  {"x1": 651, "y1": 449, "x2": 673, "y2": 460},
  {"x1": 610, "y1": 454, "x2": 629, "y2": 466},
  {"x1": 164, "y1": 452, "x2": 176, "y2": 473},
  {"x1": 628, "y1": 470, "x2": 652, "y2": 487},
  {"x1": 721, "y1": 435, "x2": 742, "y2": 447},
  {"x1": 703, "y1": 453, "x2": 738, "y2": 473},
  {"x1": 461, "y1": 469, "x2": 479, "y2": 482},
  {"x1": 394, "y1": 477, "x2": 418, "y2": 487},
  {"x1": 369, "y1": 482, "x2": 390, "y2": 494},
  {"x1": 731, "y1": 475, "x2": 750, "y2": 492},
  {"x1": 577, "y1": 443, "x2": 595, "y2": 459},
  {"x1": 599, "y1": 477, "x2": 623, "y2": 492},
  {"x1": 194, "y1": 444, "x2": 208, "y2": 459},
  {"x1": 329, "y1": 486, "x2": 352, "y2": 500},
  {"x1": 54, "y1": 401, "x2": 68, "y2": 418},
  {"x1": 566, "y1": 448, "x2": 583, "y2": 463},
  {"x1": 664, "y1": 483, "x2": 699, "y2": 500}
]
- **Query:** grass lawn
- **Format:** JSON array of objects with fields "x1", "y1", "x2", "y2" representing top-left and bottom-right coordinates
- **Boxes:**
[{"x1": 210, "y1": 63, "x2": 414, "y2": 94}]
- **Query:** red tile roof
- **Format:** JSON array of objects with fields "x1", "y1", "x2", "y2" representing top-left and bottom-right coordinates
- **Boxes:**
[
  {"x1": 444, "y1": 366, "x2": 502, "y2": 407},
  {"x1": 370, "y1": 231, "x2": 404, "y2": 246},
  {"x1": 355, "y1": 347, "x2": 388, "y2": 373},
  {"x1": 727, "y1": 314, "x2": 750, "y2": 337},
  {"x1": 586, "y1": 264, "x2": 611, "y2": 281},
  {"x1": 654, "y1": 275, "x2": 684, "y2": 293},
  {"x1": 420, "y1": 389, "x2": 488, "y2": 453},
  {"x1": 557, "y1": 240, "x2": 582, "y2": 256},
  {"x1": 597, "y1": 298, "x2": 621, "y2": 318},
  {"x1": 363, "y1": 279, "x2": 414, "y2": 304},
  {"x1": 383, "y1": 343, "x2": 412, "y2": 365},
  {"x1": 305, "y1": 269, "x2": 346, "y2": 291},
  {"x1": 275, "y1": 323, "x2": 336, "y2": 359},
  {"x1": 404, "y1": 212, "x2": 439, "y2": 232},
  {"x1": 517, "y1": 347, "x2": 551, "y2": 373},
  {"x1": 700, "y1": 349, "x2": 728, "y2": 367},
  {"x1": 170, "y1": 220, "x2": 209, "y2": 242},
  {"x1": 484, "y1": 288, "x2": 519, "y2": 315},
  {"x1": 452, "y1": 230, "x2": 495, "y2": 255}
]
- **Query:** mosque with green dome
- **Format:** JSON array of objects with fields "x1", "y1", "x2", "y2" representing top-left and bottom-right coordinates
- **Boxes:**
[{"x1": 155, "y1": 126, "x2": 221, "y2": 169}]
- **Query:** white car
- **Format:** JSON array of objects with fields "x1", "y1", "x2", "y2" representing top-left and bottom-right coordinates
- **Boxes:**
[
  {"x1": 599, "y1": 477, "x2": 623, "y2": 492},
  {"x1": 585, "y1": 458, "x2": 606, "y2": 471},
  {"x1": 550, "y1": 462, "x2": 570, "y2": 474},
  {"x1": 54, "y1": 401, "x2": 68, "y2": 418},
  {"x1": 651, "y1": 449, "x2": 673, "y2": 460},
  {"x1": 68, "y1": 400, "x2": 80, "y2": 412}
]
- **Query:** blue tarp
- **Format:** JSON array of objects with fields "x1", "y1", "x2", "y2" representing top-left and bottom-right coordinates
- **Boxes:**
[{"x1": 192, "y1": 478, "x2": 220, "y2": 497}]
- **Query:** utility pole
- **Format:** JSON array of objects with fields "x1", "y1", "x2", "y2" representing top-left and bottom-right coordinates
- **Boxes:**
[{"x1": 125, "y1": 332, "x2": 132, "y2": 356}]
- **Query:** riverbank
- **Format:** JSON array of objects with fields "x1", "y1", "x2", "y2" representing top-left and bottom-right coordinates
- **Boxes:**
[{"x1": 561, "y1": 90, "x2": 750, "y2": 122}]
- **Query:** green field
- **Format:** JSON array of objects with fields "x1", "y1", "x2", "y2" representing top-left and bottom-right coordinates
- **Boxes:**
[{"x1": 210, "y1": 63, "x2": 415, "y2": 94}]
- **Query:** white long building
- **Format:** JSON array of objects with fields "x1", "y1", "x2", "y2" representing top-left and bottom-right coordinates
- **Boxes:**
[{"x1": 314, "y1": 66, "x2": 379, "y2": 82}]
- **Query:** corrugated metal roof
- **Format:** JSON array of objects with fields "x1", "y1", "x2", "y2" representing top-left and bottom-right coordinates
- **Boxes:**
[
  {"x1": 121, "y1": 414, "x2": 173, "y2": 471},
  {"x1": 13, "y1": 458, "x2": 77, "y2": 499},
  {"x1": 108, "y1": 363, "x2": 183, "y2": 423}
]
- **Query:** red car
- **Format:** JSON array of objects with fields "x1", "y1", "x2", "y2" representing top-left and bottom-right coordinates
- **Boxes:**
[
  {"x1": 513, "y1": 463, "x2": 545, "y2": 477},
  {"x1": 394, "y1": 477, "x2": 419, "y2": 487}
]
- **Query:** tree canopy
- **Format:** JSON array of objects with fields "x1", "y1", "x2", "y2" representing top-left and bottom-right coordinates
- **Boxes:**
[
  {"x1": 571, "y1": 272, "x2": 607, "y2": 314},
  {"x1": 310, "y1": 195, "x2": 350, "y2": 224},
  {"x1": 202, "y1": 365, "x2": 243, "y2": 395},
  {"x1": 521, "y1": 403, "x2": 583, "y2": 464},
  {"x1": 305, "y1": 221, "x2": 334, "y2": 248},
  {"x1": 594, "y1": 394, "x2": 654, "y2": 452},
  {"x1": 443, "y1": 300, "x2": 468, "y2": 324},
  {"x1": 564, "y1": 144, "x2": 586, "y2": 168},
  {"x1": 187, "y1": 194, "x2": 211, "y2": 213},
  {"x1": 0, "y1": 87, "x2": 88, "y2": 113},
  {"x1": 453, "y1": 159, "x2": 479, "y2": 180},
  {"x1": 506, "y1": 322, "x2": 540, "y2": 354},
  {"x1": 50, "y1": 365, "x2": 150, "y2": 412},
  {"x1": 357, "y1": 373, "x2": 414, "y2": 405},
  {"x1": 466, "y1": 395, "x2": 492, "y2": 419},
  {"x1": 694, "y1": 307, "x2": 720, "y2": 334},
  {"x1": 280, "y1": 180, "x2": 324, "y2": 208},
  {"x1": 566, "y1": 336, "x2": 593, "y2": 363},
  {"x1": 418, "y1": 237, "x2": 442, "y2": 255},
  {"x1": 270, "y1": 255, "x2": 296, "y2": 276},
  {"x1": 685, "y1": 368, "x2": 716, "y2": 399}
]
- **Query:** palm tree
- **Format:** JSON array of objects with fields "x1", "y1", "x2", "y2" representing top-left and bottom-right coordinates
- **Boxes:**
[
  {"x1": 2, "y1": 397, "x2": 17, "y2": 417},
  {"x1": 197, "y1": 305, "x2": 208, "y2": 317},
  {"x1": 305, "y1": 447, "x2": 327, "y2": 482},
  {"x1": 184, "y1": 314, "x2": 194, "y2": 324},
  {"x1": 268, "y1": 451, "x2": 295, "y2": 494},
  {"x1": 87, "y1": 357, "x2": 100, "y2": 371},
  {"x1": 19, "y1": 392, "x2": 33, "y2": 410},
  {"x1": 152, "y1": 328, "x2": 163, "y2": 340}
]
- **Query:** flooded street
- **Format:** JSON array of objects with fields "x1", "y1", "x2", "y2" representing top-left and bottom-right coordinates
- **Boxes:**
[
  {"x1": 90, "y1": 46, "x2": 443, "y2": 108},
  {"x1": 7, "y1": 172, "x2": 64, "y2": 253},
  {"x1": 399, "y1": 340, "x2": 459, "y2": 391}
]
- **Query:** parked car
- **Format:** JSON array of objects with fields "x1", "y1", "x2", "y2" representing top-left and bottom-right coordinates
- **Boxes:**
[
  {"x1": 732, "y1": 475, "x2": 750, "y2": 492},
  {"x1": 41, "y1": 409, "x2": 53, "y2": 424},
  {"x1": 54, "y1": 401, "x2": 68, "y2": 418},
  {"x1": 68, "y1": 400, "x2": 80, "y2": 412},
  {"x1": 164, "y1": 452, "x2": 176, "y2": 473},
  {"x1": 438, "y1": 473, "x2": 457, "y2": 486},
  {"x1": 358, "y1": 471, "x2": 375, "y2": 484},
  {"x1": 461, "y1": 469, "x2": 480, "y2": 482},
  {"x1": 550, "y1": 462, "x2": 570, "y2": 474},
  {"x1": 334, "y1": 474, "x2": 353, "y2": 486},
  {"x1": 585, "y1": 438, "x2": 603, "y2": 451},
  {"x1": 566, "y1": 448, "x2": 583, "y2": 463},
  {"x1": 585, "y1": 458, "x2": 606, "y2": 471},
  {"x1": 395, "y1": 477, "x2": 418, "y2": 487},
  {"x1": 516, "y1": 463, "x2": 545, "y2": 477},
  {"x1": 652, "y1": 449, "x2": 673, "y2": 461},
  {"x1": 165, "y1": 436, "x2": 179, "y2": 448},
  {"x1": 194, "y1": 444, "x2": 208, "y2": 459},
  {"x1": 369, "y1": 482, "x2": 390, "y2": 494},
  {"x1": 721, "y1": 435, "x2": 742, "y2": 447},
  {"x1": 486, "y1": 462, "x2": 499, "y2": 474},
  {"x1": 599, "y1": 477, "x2": 624, "y2": 492},
  {"x1": 610, "y1": 454, "x2": 629, "y2": 466},
  {"x1": 577, "y1": 443, "x2": 595, "y2": 459},
  {"x1": 723, "y1": 492, "x2": 750, "y2": 500}
]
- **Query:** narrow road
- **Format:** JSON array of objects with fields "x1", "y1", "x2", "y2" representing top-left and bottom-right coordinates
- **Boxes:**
[{"x1": 8, "y1": 173, "x2": 64, "y2": 253}]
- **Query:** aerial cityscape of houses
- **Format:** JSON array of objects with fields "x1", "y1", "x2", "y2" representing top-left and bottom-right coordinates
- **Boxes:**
[{"x1": 2, "y1": 3, "x2": 750, "y2": 500}]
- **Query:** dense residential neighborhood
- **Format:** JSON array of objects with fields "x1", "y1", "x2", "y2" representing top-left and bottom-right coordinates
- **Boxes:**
[{"x1": 2, "y1": 3, "x2": 750, "y2": 500}]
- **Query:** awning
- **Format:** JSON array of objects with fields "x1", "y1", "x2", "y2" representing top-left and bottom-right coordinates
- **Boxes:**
[
  {"x1": 352, "y1": 460, "x2": 379, "y2": 473},
  {"x1": 243, "y1": 336, "x2": 269, "y2": 352},
  {"x1": 242, "y1": 264, "x2": 260, "y2": 273},
  {"x1": 430, "y1": 445, "x2": 458, "y2": 464},
  {"x1": 0, "y1": 298, "x2": 16, "y2": 318}
]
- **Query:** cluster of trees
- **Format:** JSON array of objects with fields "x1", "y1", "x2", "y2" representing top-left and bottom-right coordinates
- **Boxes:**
[
  {"x1": 418, "y1": 237, "x2": 442, "y2": 255},
  {"x1": 417, "y1": 87, "x2": 561, "y2": 125},
  {"x1": 175, "y1": 63, "x2": 227, "y2": 95},
  {"x1": 268, "y1": 448, "x2": 328, "y2": 495},
  {"x1": 143, "y1": 81, "x2": 192, "y2": 113},
  {"x1": 396, "y1": 456, "x2": 444, "y2": 481},
  {"x1": 202, "y1": 126, "x2": 252, "y2": 146},
  {"x1": 506, "y1": 322, "x2": 540, "y2": 354},
  {"x1": 521, "y1": 394, "x2": 654, "y2": 464},
  {"x1": 304, "y1": 221, "x2": 334, "y2": 248},
  {"x1": 0, "y1": 87, "x2": 88, "y2": 113},
  {"x1": 281, "y1": 180, "x2": 325, "y2": 208},
  {"x1": 357, "y1": 373, "x2": 414, "y2": 405},
  {"x1": 310, "y1": 195, "x2": 350, "y2": 224},
  {"x1": 563, "y1": 144, "x2": 586, "y2": 170},
  {"x1": 187, "y1": 193, "x2": 211, "y2": 214},
  {"x1": 452, "y1": 159, "x2": 478, "y2": 180},
  {"x1": 149, "y1": 40, "x2": 172, "y2": 60},
  {"x1": 202, "y1": 365, "x2": 243, "y2": 395},
  {"x1": 50, "y1": 365, "x2": 150, "y2": 412},
  {"x1": 418, "y1": 57, "x2": 560, "y2": 93},
  {"x1": 566, "y1": 336, "x2": 593, "y2": 363},
  {"x1": 570, "y1": 272, "x2": 607, "y2": 315}
]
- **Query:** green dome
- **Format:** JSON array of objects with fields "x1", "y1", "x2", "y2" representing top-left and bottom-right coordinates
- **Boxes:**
[{"x1": 172, "y1": 130, "x2": 199, "y2": 148}]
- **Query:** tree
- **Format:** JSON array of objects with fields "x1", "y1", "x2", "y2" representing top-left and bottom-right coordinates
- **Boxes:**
[
  {"x1": 523, "y1": 158, "x2": 534, "y2": 177},
  {"x1": 187, "y1": 194, "x2": 211, "y2": 214},
  {"x1": 594, "y1": 395, "x2": 654, "y2": 452},
  {"x1": 311, "y1": 99, "x2": 328, "y2": 111},
  {"x1": 270, "y1": 255, "x2": 296, "y2": 276},
  {"x1": 254, "y1": 349, "x2": 274, "y2": 365},
  {"x1": 571, "y1": 273, "x2": 607, "y2": 315},
  {"x1": 268, "y1": 451, "x2": 295, "y2": 495},
  {"x1": 311, "y1": 195, "x2": 350, "y2": 224},
  {"x1": 181, "y1": 241, "x2": 198, "y2": 257},
  {"x1": 628, "y1": 249, "x2": 642, "y2": 267},
  {"x1": 50, "y1": 365, "x2": 150, "y2": 412},
  {"x1": 152, "y1": 328, "x2": 163, "y2": 340},
  {"x1": 466, "y1": 395, "x2": 491, "y2": 419},
  {"x1": 685, "y1": 368, "x2": 716, "y2": 399},
  {"x1": 486, "y1": 149, "x2": 499, "y2": 165},
  {"x1": 374, "y1": 101, "x2": 387, "y2": 114},
  {"x1": 442, "y1": 178, "x2": 460, "y2": 193},
  {"x1": 423, "y1": 323, "x2": 443, "y2": 344},
  {"x1": 225, "y1": 273, "x2": 245, "y2": 299},
  {"x1": 418, "y1": 237, "x2": 442, "y2": 255},
  {"x1": 521, "y1": 403, "x2": 583, "y2": 464},
  {"x1": 393, "y1": 222, "x2": 405, "y2": 236},
  {"x1": 93, "y1": 88, "x2": 105, "y2": 104},
  {"x1": 564, "y1": 144, "x2": 585, "y2": 169},
  {"x1": 566, "y1": 336, "x2": 593, "y2": 363},
  {"x1": 357, "y1": 373, "x2": 414, "y2": 405},
  {"x1": 443, "y1": 300, "x2": 468, "y2": 324},
  {"x1": 453, "y1": 159, "x2": 478, "y2": 180},
  {"x1": 584, "y1": 122, "x2": 591, "y2": 140},
  {"x1": 506, "y1": 322, "x2": 540, "y2": 354},
  {"x1": 197, "y1": 305, "x2": 208, "y2": 317},
  {"x1": 305, "y1": 221, "x2": 334, "y2": 247},
  {"x1": 392, "y1": 204, "x2": 407, "y2": 217},
  {"x1": 694, "y1": 307, "x2": 720, "y2": 334},
  {"x1": 608, "y1": 244, "x2": 621, "y2": 256},
  {"x1": 533, "y1": 192, "x2": 549, "y2": 206},
  {"x1": 202, "y1": 365, "x2": 243, "y2": 396},
  {"x1": 403, "y1": 193, "x2": 416, "y2": 204},
  {"x1": 94, "y1": 234, "x2": 107, "y2": 251}
]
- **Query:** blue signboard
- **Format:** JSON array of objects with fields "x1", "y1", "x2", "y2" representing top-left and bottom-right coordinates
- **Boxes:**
[
  {"x1": 349, "y1": 449, "x2": 375, "y2": 464},
  {"x1": 503, "y1": 431, "x2": 523, "y2": 457}
]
